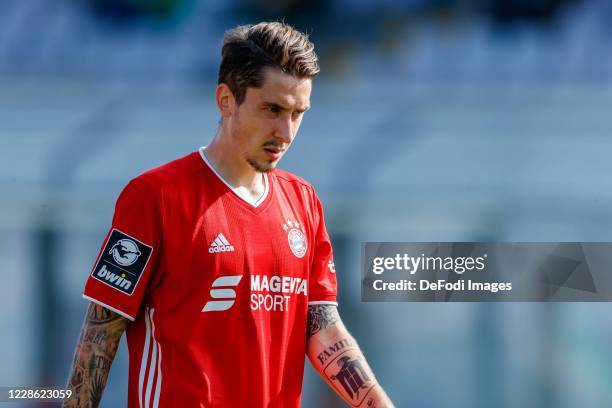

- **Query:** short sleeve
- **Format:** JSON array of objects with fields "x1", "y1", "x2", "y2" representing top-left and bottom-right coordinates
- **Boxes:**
[
  {"x1": 83, "y1": 178, "x2": 162, "y2": 320},
  {"x1": 308, "y1": 193, "x2": 338, "y2": 305}
]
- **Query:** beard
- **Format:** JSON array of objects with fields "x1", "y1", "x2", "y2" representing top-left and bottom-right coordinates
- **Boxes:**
[
  {"x1": 246, "y1": 155, "x2": 276, "y2": 173},
  {"x1": 245, "y1": 139, "x2": 285, "y2": 173}
]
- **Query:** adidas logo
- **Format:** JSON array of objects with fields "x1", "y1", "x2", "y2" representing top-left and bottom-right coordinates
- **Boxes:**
[{"x1": 208, "y1": 233, "x2": 235, "y2": 253}]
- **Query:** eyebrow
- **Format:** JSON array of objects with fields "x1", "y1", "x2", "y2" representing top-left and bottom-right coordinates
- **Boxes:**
[{"x1": 261, "y1": 102, "x2": 310, "y2": 113}]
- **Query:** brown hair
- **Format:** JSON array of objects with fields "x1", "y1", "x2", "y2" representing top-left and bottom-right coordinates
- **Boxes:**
[{"x1": 218, "y1": 22, "x2": 320, "y2": 104}]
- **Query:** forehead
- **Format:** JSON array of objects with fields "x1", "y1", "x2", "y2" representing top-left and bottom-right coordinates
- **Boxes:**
[{"x1": 247, "y1": 67, "x2": 312, "y2": 109}]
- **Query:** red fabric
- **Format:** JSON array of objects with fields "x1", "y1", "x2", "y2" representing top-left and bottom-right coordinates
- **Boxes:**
[{"x1": 83, "y1": 151, "x2": 337, "y2": 407}]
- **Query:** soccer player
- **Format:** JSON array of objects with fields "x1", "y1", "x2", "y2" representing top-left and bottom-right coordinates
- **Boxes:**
[{"x1": 64, "y1": 22, "x2": 394, "y2": 408}]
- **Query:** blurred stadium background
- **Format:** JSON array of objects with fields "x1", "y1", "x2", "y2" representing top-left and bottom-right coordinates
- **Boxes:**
[{"x1": 2, "y1": 0, "x2": 612, "y2": 406}]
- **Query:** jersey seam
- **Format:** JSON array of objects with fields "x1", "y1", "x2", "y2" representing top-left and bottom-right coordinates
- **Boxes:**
[
  {"x1": 130, "y1": 178, "x2": 167, "y2": 350},
  {"x1": 273, "y1": 172, "x2": 315, "y2": 192},
  {"x1": 308, "y1": 300, "x2": 339, "y2": 306},
  {"x1": 132, "y1": 176, "x2": 167, "y2": 217},
  {"x1": 308, "y1": 293, "x2": 337, "y2": 300},
  {"x1": 273, "y1": 172, "x2": 320, "y2": 228},
  {"x1": 133, "y1": 176, "x2": 167, "y2": 262},
  {"x1": 82, "y1": 294, "x2": 136, "y2": 321}
]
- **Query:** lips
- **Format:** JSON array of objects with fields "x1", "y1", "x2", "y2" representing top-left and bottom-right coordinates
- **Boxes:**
[{"x1": 264, "y1": 147, "x2": 284, "y2": 160}]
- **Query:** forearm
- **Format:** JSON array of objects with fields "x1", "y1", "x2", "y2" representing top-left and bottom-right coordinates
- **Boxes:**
[
  {"x1": 306, "y1": 305, "x2": 394, "y2": 408},
  {"x1": 63, "y1": 302, "x2": 128, "y2": 408}
]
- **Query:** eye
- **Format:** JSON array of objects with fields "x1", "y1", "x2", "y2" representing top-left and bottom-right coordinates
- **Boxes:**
[{"x1": 265, "y1": 105, "x2": 281, "y2": 114}]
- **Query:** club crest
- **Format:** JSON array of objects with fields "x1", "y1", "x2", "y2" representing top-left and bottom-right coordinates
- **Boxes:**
[{"x1": 282, "y1": 219, "x2": 307, "y2": 258}]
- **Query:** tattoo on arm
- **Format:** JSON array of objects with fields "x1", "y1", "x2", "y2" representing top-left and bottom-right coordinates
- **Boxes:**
[
  {"x1": 63, "y1": 302, "x2": 129, "y2": 408},
  {"x1": 307, "y1": 304, "x2": 339, "y2": 339},
  {"x1": 87, "y1": 303, "x2": 123, "y2": 324},
  {"x1": 306, "y1": 306, "x2": 394, "y2": 407}
]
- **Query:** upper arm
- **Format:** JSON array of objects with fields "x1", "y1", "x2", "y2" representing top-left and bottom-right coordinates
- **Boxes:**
[
  {"x1": 306, "y1": 304, "x2": 352, "y2": 358},
  {"x1": 82, "y1": 301, "x2": 130, "y2": 341},
  {"x1": 83, "y1": 178, "x2": 162, "y2": 321},
  {"x1": 307, "y1": 304, "x2": 342, "y2": 341},
  {"x1": 71, "y1": 302, "x2": 129, "y2": 381}
]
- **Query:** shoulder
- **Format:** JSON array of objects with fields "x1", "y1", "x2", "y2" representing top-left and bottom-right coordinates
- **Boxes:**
[
  {"x1": 115, "y1": 152, "x2": 204, "y2": 220},
  {"x1": 271, "y1": 169, "x2": 325, "y2": 219},
  {"x1": 131, "y1": 151, "x2": 203, "y2": 191},
  {"x1": 272, "y1": 169, "x2": 316, "y2": 194}
]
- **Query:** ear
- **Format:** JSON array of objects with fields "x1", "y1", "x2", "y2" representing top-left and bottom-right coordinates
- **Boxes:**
[{"x1": 216, "y1": 83, "x2": 236, "y2": 119}]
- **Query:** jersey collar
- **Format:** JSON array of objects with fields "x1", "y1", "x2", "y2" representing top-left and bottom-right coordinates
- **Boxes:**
[{"x1": 198, "y1": 146, "x2": 270, "y2": 208}]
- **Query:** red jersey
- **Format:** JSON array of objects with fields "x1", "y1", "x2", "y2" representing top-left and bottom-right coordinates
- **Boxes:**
[{"x1": 83, "y1": 148, "x2": 337, "y2": 408}]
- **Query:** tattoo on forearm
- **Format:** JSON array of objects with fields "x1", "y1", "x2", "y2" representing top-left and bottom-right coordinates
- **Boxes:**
[
  {"x1": 307, "y1": 304, "x2": 339, "y2": 339},
  {"x1": 85, "y1": 329, "x2": 109, "y2": 346},
  {"x1": 317, "y1": 337, "x2": 353, "y2": 365},
  {"x1": 87, "y1": 304, "x2": 123, "y2": 324},
  {"x1": 63, "y1": 303, "x2": 128, "y2": 408},
  {"x1": 90, "y1": 368, "x2": 105, "y2": 407},
  {"x1": 328, "y1": 354, "x2": 376, "y2": 406},
  {"x1": 306, "y1": 306, "x2": 393, "y2": 408}
]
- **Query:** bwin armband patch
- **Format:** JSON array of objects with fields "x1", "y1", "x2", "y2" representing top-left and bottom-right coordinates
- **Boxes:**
[{"x1": 91, "y1": 229, "x2": 153, "y2": 295}]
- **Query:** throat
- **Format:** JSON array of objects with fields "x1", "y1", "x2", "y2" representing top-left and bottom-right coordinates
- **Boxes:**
[
  {"x1": 232, "y1": 177, "x2": 267, "y2": 205},
  {"x1": 199, "y1": 146, "x2": 269, "y2": 207}
]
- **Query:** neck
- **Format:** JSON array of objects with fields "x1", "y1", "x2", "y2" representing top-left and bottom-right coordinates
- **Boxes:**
[{"x1": 204, "y1": 129, "x2": 263, "y2": 191}]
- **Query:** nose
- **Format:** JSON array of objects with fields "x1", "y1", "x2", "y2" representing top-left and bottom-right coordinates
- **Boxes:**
[{"x1": 274, "y1": 116, "x2": 293, "y2": 144}]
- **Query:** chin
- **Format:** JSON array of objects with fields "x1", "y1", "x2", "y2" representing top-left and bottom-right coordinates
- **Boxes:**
[
  {"x1": 247, "y1": 157, "x2": 277, "y2": 173},
  {"x1": 259, "y1": 164, "x2": 276, "y2": 173}
]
